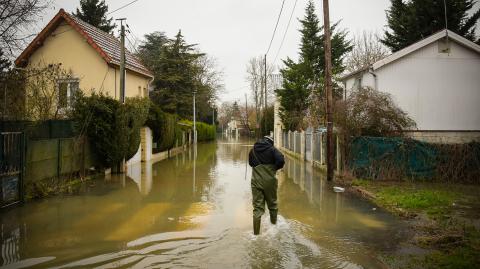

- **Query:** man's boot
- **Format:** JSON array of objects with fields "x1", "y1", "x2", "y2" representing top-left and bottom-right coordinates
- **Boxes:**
[
  {"x1": 270, "y1": 211, "x2": 277, "y2": 225},
  {"x1": 253, "y1": 218, "x2": 261, "y2": 235}
]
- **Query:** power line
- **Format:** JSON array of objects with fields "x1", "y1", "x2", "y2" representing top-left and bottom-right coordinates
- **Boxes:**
[
  {"x1": 107, "y1": 0, "x2": 141, "y2": 15},
  {"x1": 125, "y1": 34, "x2": 139, "y2": 54},
  {"x1": 273, "y1": 0, "x2": 298, "y2": 66},
  {"x1": 126, "y1": 24, "x2": 141, "y2": 44},
  {"x1": 265, "y1": 0, "x2": 286, "y2": 56}
]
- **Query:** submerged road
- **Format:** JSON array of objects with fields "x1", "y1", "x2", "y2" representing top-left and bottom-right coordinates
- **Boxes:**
[{"x1": 1, "y1": 138, "x2": 405, "y2": 268}]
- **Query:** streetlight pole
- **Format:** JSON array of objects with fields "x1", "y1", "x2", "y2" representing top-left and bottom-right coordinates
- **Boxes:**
[
  {"x1": 193, "y1": 90, "x2": 197, "y2": 144},
  {"x1": 322, "y1": 0, "x2": 334, "y2": 181}
]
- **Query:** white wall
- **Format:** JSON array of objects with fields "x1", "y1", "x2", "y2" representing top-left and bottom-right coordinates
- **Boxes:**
[
  {"x1": 344, "y1": 40, "x2": 480, "y2": 131},
  {"x1": 274, "y1": 99, "x2": 283, "y2": 147}
]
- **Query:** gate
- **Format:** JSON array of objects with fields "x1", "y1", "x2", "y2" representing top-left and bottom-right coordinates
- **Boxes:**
[
  {"x1": 305, "y1": 132, "x2": 312, "y2": 161},
  {"x1": 0, "y1": 132, "x2": 24, "y2": 208}
]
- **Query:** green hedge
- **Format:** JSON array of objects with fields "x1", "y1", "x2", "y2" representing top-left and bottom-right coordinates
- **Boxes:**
[
  {"x1": 179, "y1": 120, "x2": 216, "y2": 141},
  {"x1": 71, "y1": 93, "x2": 149, "y2": 167},
  {"x1": 146, "y1": 104, "x2": 179, "y2": 152}
]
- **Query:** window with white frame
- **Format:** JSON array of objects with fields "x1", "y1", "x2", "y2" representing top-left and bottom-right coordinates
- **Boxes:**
[{"x1": 57, "y1": 79, "x2": 79, "y2": 108}]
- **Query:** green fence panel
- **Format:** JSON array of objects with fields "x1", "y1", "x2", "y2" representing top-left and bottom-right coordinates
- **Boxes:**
[
  {"x1": 26, "y1": 139, "x2": 59, "y2": 183},
  {"x1": 348, "y1": 137, "x2": 438, "y2": 179}
]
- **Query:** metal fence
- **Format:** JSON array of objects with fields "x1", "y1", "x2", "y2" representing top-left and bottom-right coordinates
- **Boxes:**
[
  {"x1": 294, "y1": 132, "x2": 301, "y2": 154},
  {"x1": 280, "y1": 130, "x2": 339, "y2": 171},
  {"x1": 0, "y1": 132, "x2": 24, "y2": 208},
  {"x1": 1, "y1": 120, "x2": 76, "y2": 140}
]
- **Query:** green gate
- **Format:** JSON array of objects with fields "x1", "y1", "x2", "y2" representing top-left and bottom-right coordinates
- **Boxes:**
[{"x1": 0, "y1": 132, "x2": 25, "y2": 208}]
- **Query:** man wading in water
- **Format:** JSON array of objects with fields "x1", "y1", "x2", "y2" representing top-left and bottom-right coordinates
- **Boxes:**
[{"x1": 248, "y1": 136, "x2": 285, "y2": 235}]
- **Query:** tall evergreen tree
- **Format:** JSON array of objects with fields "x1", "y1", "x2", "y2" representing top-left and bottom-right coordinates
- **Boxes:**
[
  {"x1": 276, "y1": 0, "x2": 351, "y2": 130},
  {"x1": 382, "y1": 0, "x2": 480, "y2": 52},
  {"x1": 139, "y1": 31, "x2": 206, "y2": 119},
  {"x1": 74, "y1": 0, "x2": 116, "y2": 33},
  {"x1": 277, "y1": 59, "x2": 311, "y2": 130}
]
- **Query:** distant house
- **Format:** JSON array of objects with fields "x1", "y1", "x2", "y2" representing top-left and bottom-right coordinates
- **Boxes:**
[
  {"x1": 340, "y1": 30, "x2": 480, "y2": 143},
  {"x1": 226, "y1": 117, "x2": 249, "y2": 136},
  {"x1": 15, "y1": 8, "x2": 153, "y2": 108}
]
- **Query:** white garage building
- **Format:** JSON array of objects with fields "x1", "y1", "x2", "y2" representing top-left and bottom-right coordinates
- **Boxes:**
[{"x1": 340, "y1": 30, "x2": 480, "y2": 143}]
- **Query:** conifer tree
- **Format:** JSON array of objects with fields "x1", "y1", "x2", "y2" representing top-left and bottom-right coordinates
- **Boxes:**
[
  {"x1": 382, "y1": 0, "x2": 480, "y2": 52},
  {"x1": 74, "y1": 0, "x2": 116, "y2": 33},
  {"x1": 276, "y1": 0, "x2": 351, "y2": 130}
]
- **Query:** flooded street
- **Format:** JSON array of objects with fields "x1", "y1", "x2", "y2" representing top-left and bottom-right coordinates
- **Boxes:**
[{"x1": 1, "y1": 139, "x2": 405, "y2": 268}]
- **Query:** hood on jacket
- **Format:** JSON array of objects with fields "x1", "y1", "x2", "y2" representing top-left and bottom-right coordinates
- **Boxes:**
[{"x1": 254, "y1": 138, "x2": 273, "y2": 153}]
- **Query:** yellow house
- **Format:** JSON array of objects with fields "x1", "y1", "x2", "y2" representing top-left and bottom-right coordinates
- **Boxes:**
[{"x1": 15, "y1": 9, "x2": 153, "y2": 105}]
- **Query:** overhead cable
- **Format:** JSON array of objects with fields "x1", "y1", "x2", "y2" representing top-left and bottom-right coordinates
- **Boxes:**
[{"x1": 265, "y1": 0, "x2": 286, "y2": 56}]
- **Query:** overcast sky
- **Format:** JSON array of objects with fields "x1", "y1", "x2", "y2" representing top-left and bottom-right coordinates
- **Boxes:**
[{"x1": 39, "y1": 0, "x2": 393, "y2": 103}]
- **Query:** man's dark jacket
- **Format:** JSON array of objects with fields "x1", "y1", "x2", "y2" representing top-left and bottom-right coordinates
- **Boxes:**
[{"x1": 248, "y1": 139, "x2": 285, "y2": 170}]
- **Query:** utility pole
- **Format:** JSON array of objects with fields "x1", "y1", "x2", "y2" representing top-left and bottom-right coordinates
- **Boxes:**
[
  {"x1": 212, "y1": 105, "x2": 215, "y2": 126},
  {"x1": 193, "y1": 90, "x2": 197, "y2": 144},
  {"x1": 117, "y1": 18, "x2": 127, "y2": 104},
  {"x1": 245, "y1": 93, "x2": 249, "y2": 134},
  {"x1": 117, "y1": 18, "x2": 127, "y2": 173},
  {"x1": 263, "y1": 54, "x2": 267, "y2": 136},
  {"x1": 322, "y1": 0, "x2": 334, "y2": 181}
]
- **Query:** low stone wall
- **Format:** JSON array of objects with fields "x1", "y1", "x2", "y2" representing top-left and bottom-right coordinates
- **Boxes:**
[{"x1": 406, "y1": 131, "x2": 480, "y2": 144}]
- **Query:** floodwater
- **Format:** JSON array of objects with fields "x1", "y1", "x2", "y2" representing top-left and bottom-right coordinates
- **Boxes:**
[{"x1": 1, "y1": 138, "x2": 406, "y2": 268}]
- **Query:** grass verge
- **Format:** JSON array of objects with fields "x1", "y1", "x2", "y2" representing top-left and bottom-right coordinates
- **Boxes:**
[{"x1": 348, "y1": 178, "x2": 480, "y2": 269}]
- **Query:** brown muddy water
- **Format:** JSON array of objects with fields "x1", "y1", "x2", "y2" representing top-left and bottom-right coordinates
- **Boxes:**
[{"x1": 1, "y1": 138, "x2": 406, "y2": 268}]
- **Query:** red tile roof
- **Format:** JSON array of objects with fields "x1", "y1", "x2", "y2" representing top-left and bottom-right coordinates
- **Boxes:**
[{"x1": 15, "y1": 9, "x2": 153, "y2": 79}]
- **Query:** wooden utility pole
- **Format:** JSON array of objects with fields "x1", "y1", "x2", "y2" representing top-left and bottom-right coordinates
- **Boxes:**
[
  {"x1": 117, "y1": 18, "x2": 127, "y2": 104},
  {"x1": 322, "y1": 0, "x2": 334, "y2": 181},
  {"x1": 245, "y1": 93, "x2": 249, "y2": 134},
  {"x1": 264, "y1": 54, "x2": 267, "y2": 136},
  {"x1": 117, "y1": 18, "x2": 127, "y2": 173},
  {"x1": 212, "y1": 105, "x2": 215, "y2": 126}
]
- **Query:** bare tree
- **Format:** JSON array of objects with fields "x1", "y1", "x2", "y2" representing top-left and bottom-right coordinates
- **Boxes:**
[
  {"x1": 0, "y1": 0, "x2": 50, "y2": 56},
  {"x1": 195, "y1": 54, "x2": 224, "y2": 100},
  {"x1": 24, "y1": 62, "x2": 75, "y2": 120},
  {"x1": 345, "y1": 31, "x2": 389, "y2": 73},
  {"x1": 245, "y1": 56, "x2": 275, "y2": 130}
]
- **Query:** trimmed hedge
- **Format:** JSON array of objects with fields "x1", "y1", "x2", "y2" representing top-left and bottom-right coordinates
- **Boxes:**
[
  {"x1": 179, "y1": 120, "x2": 216, "y2": 141},
  {"x1": 71, "y1": 93, "x2": 149, "y2": 167},
  {"x1": 146, "y1": 104, "x2": 179, "y2": 152}
]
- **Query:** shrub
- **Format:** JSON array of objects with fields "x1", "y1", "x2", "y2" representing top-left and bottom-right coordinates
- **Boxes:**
[
  {"x1": 335, "y1": 87, "x2": 416, "y2": 137},
  {"x1": 146, "y1": 103, "x2": 178, "y2": 152},
  {"x1": 179, "y1": 120, "x2": 216, "y2": 141},
  {"x1": 71, "y1": 93, "x2": 149, "y2": 167}
]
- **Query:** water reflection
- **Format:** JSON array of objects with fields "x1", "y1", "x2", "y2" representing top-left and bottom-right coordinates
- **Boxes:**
[{"x1": 0, "y1": 139, "x2": 404, "y2": 268}]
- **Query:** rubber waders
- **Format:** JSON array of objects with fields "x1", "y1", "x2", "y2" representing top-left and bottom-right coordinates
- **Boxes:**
[
  {"x1": 253, "y1": 218, "x2": 261, "y2": 235},
  {"x1": 251, "y1": 162, "x2": 278, "y2": 235}
]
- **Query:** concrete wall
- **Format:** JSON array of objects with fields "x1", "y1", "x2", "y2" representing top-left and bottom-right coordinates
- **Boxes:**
[
  {"x1": 406, "y1": 131, "x2": 480, "y2": 144},
  {"x1": 140, "y1": 127, "x2": 152, "y2": 162},
  {"x1": 27, "y1": 21, "x2": 151, "y2": 100},
  {"x1": 274, "y1": 99, "x2": 283, "y2": 148},
  {"x1": 25, "y1": 137, "x2": 97, "y2": 183},
  {"x1": 139, "y1": 126, "x2": 189, "y2": 163}
]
